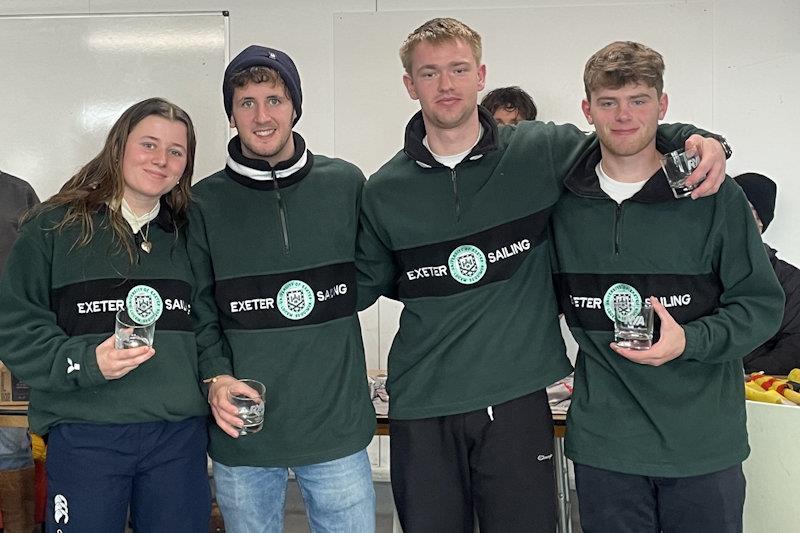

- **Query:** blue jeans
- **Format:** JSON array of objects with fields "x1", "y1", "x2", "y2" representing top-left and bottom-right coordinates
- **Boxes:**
[
  {"x1": 0, "y1": 428, "x2": 32, "y2": 470},
  {"x1": 213, "y1": 449, "x2": 375, "y2": 533}
]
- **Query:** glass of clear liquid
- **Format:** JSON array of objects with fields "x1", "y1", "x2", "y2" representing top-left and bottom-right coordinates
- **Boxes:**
[
  {"x1": 661, "y1": 149, "x2": 703, "y2": 198},
  {"x1": 114, "y1": 308, "x2": 155, "y2": 349},
  {"x1": 227, "y1": 379, "x2": 266, "y2": 436},
  {"x1": 614, "y1": 298, "x2": 654, "y2": 350}
]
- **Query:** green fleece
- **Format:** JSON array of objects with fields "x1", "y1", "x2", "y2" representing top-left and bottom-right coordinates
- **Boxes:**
[
  {"x1": 0, "y1": 206, "x2": 207, "y2": 434},
  {"x1": 188, "y1": 142, "x2": 375, "y2": 467},
  {"x1": 551, "y1": 141, "x2": 784, "y2": 477}
]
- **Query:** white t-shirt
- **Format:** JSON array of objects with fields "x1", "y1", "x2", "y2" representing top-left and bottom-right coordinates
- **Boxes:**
[
  {"x1": 596, "y1": 162, "x2": 648, "y2": 204},
  {"x1": 423, "y1": 125, "x2": 484, "y2": 169}
]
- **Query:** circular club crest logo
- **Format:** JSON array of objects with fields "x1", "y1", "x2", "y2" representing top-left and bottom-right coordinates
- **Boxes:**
[
  {"x1": 125, "y1": 285, "x2": 163, "y2": 325},
  {"x1": 603, "y1": 283, "x2": 642, "y2": 322},
  {"x1": 448, "y1": 245, "x2": 487, "y2": 285},
  {"x1": 277, "y1": 280, "x2": 315, "y2": 320}
]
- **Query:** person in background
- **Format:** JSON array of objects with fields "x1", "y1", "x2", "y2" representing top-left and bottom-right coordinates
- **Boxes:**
[
  {"x1": 189, "y1": 45, "x2": 376, "y2": 533},
  {"x1": 551, "y1": 41, "x2": 783, "y2": 532},
  {"x1": 0, "y1": 98, "x2": 210, "y2": 533},
  {"x1": 736, "y1": 172, "x2": 800, "y2": 375},
  {"x1": 0, "y1": 171, "x2": 39, "y2": 533},
  {"x1": 480, "y1": 85, "x2": 538, "y2": 124}
]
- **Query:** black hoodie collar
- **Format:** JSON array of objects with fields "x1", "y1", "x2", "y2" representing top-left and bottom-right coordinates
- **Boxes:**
[
  {"x1": 224, "y1": 131, "x2": 314, "y2": 190},
  {"x1": 403, "y1": 105, "x2": 498, "y2": 168},
  {"x1": 564, "y1": 136, "x2": 683, "y2": 204}
]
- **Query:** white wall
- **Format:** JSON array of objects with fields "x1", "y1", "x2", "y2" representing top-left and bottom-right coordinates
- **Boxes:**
[{"x1": 2, "y1": 0, "x2": 798, "y2": 477}]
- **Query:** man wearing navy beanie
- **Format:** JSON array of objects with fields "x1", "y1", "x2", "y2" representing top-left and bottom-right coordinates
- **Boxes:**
[
  {"x1": 222, "y1": 45, "x2": 303, "y2": 124},
  {"x1": 188, "y1": 45, "x2": 376, "y2": 532},
  {"x1": 735, "y1": 172, "x2": 800, "y2": 375}
]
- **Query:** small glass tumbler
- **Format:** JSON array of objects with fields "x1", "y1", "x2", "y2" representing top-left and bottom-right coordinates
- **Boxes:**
[
  {"x1": 227, "y1": 379, "x2": 266, "y2": 436},
  {"x1": 661, "y1": 149, "x2": 702, "y2": 198},
  {"x1": 114, "y1": 308, "x2": 155, "y2": 349},
  {"x1": 614, "y1": 298, "x2": 654, "y2": 350}
]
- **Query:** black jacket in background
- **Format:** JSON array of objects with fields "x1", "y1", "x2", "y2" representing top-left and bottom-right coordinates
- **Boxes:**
[
  {"x1": 743, "y1": 245, "x2": 800, "y2": 375},
  {"x1": 0, "y1": 171, "x2": 39, "y2": 277}
]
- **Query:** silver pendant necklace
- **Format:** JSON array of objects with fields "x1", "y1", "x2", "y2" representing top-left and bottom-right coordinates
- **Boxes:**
[{"x1": 140, "y1": 221, "x2": 152, "y2": 253}]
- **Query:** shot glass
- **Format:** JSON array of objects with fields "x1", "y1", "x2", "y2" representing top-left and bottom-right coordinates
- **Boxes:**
[
  {"x1": 227, "y1": 379, "x2": 266, "y2": 436},
  {"x1": 114, "y1": 308, "x2": 155, "y2": 349},
  {"x1": 613, "y1": 298, "x2": 654, "y2": 350},
  {"x1": 661, "y1": 149, "x2": 702, "y2": 198}
]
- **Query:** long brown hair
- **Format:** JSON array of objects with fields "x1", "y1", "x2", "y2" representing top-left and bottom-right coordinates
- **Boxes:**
[{"x1": 26, "y1": 97, "x2": 196, "y2": 263}]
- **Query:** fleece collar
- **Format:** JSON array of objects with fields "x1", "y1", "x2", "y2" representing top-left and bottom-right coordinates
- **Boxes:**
[
  {"x1": 403, "y1": 105, "x2": 498, "y2": 169},
  {"x1": 224, "y1": 131, "x2": 313, "y2": 190},
  {"x1": 564, "y1": 137, "x2": 683, "y2": 204}
]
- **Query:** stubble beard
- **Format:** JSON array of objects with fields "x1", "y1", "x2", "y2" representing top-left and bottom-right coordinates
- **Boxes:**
[{"x1": 241, "y1": 130, "x2": 293, "y2": 162}]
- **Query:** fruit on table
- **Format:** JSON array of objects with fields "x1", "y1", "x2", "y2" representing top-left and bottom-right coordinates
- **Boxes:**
[
  {"x1": 745, "y1": 372, "x2": 799, "y2": 406},
  {"x1": 745, "y1": 381, "x2": 789, "y2": 405}
]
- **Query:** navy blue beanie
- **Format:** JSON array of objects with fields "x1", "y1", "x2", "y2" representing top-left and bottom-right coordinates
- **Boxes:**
[
  {"x1": 734, "y1": 172, "x2": 777, "y2": 231},
  {"x1": 223, "y1": 45, "x2": 302, "y2": 124}
]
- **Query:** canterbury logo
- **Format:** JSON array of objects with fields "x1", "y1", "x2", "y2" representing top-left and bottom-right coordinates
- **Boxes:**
[
  {"x1": 537, "y1": 454, "x2": 553, "y2": 461},
  {"x1": 54, "y1": 494, "x2": 69, "y2": 524},
  {"x1": 66, "y1": 358, "x2": 80, "y2": 374}
]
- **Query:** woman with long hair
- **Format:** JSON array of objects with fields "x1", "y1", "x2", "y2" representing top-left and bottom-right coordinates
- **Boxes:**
[{"x1": 0, "y1": 97, "x2": 211, "y2": 532}]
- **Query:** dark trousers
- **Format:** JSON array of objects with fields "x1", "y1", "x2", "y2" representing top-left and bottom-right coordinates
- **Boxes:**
[
  {"x1": 574, "y1": 462, "x2": 745, "y2": 533},
  {"x1": 390, "y1": 389, "x2": 557, "y2": 533},
  {"x1": 45, "y1": 416, "x2": 210, "y2": 533}
]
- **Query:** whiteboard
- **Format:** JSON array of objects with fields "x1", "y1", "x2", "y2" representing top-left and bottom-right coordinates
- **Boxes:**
[{"x1": 0, "y1": 12, "x2": 228, "y2": 200}]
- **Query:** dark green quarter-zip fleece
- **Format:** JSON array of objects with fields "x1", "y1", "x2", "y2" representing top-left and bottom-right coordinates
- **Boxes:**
[
  {"x1": 551, "y1": 140, "x2": 784, "y2": 477},
  {"x1": 189, "y1": 134, "x2": 375, "y2": 467}
]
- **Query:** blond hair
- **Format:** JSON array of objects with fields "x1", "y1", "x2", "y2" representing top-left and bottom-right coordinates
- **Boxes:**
[
  {"x1": 583, "y1": 41, "x2": 665, "y2": 100},
  {"x1": 399, "y1": 17, "x2": 482, "y2": 74}
]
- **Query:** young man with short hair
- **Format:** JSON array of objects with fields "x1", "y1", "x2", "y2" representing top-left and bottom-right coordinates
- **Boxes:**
[
  {"x1": 188, "y1": 45, "x2": 376, "y2": 532},
  {"x1": 550, "y1": 41, "x2": 784, "y2": 532},
  {"x1": 356, "y1": 18, "x2": 730, "y2": 532}
]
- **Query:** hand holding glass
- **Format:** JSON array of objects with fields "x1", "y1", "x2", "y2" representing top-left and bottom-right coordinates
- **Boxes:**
[
  {"x1": 661, "y1": 149, "x2": 702, "y2": 198},
  {"x1": 227, "y1": 379, "x2": 266, "y2": 436},
  {"x1": 614, "y1": 298, "x2": 654, "y2": 350},
  {"x1": 114, "y1": 308, "x2": 155, "y2": 349}
]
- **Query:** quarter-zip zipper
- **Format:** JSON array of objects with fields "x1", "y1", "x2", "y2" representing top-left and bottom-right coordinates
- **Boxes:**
[
  {"x1": 614, "y1": 203, "x2": 622, "y2": 255},
  {"x1": 271, "y1": 170, "x2": 290, "y2": 254},
  {"x1": 450, "y1": 168, "x2": 461, "y2": 219}
]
